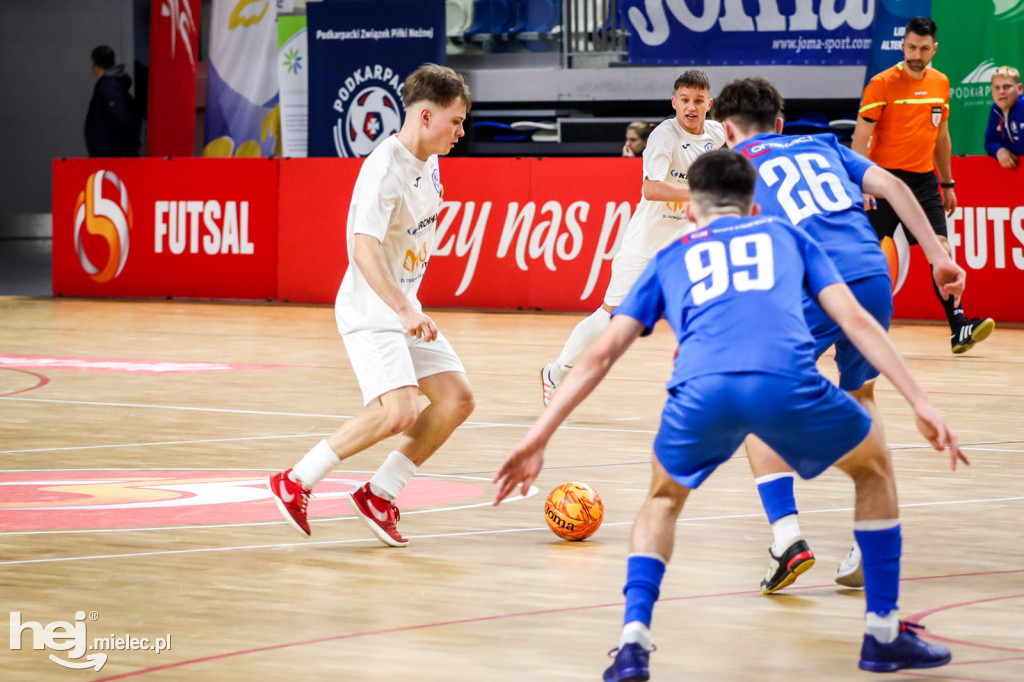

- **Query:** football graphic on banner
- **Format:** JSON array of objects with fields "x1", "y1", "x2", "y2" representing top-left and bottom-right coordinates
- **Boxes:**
[{"x1": 341, "y1": 85, "x2": 403, "y2": 157}]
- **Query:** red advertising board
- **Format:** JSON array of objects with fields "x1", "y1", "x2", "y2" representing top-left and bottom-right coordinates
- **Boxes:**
[
  {"x1": 52, "y1": 158, "x2": 278, "y2": 300},
  {"x1": 276, "y1": 156, "x2": 641, "y2": 309},
  {"x1": 277, "y1": 158, "x2": 360, "y2": 304},
  {"x1": 424, "y1": 157, "x2": 641, "y2": 310},
  {"x1": 891, "y1": 156, "x2": 1024, "y2": 322},
  {"x1": 51, "y1": 155, "x2": 1023, "y2": 322}
]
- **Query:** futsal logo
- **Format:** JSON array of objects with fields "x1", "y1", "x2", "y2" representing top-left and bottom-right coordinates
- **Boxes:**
[
  {"x1": 332, "y1": 64, "x2": 405, "y2": 157},
  {"x1": 73, "y1": 171, "x2": 133, "y2": 283}
]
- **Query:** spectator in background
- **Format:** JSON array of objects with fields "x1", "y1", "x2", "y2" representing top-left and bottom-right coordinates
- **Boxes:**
[
  {"x1": 622, "y1": 121, "x2": 654, "y2": 157},
  {"x1": 85, "y1": 45, "x2": 140, "y2": 157},
  {"x1": 985, "y1": 65, "x2": 1024, "y2": 169}
]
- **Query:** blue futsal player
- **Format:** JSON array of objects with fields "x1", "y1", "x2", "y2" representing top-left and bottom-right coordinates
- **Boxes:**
[
  {"x1": 714, "y1": 77, "x2": 966, "y2": 593},
  {"x1": 493, "y1": 150, "x2": 966, "y2": 678}
]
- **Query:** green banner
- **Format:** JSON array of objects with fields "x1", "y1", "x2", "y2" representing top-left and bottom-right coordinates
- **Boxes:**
[
  {"x1": 933, "y1": 0, "x2": 1024, "y2": 154},
  {"x1": 277, "y1": 14, "x2": 308, "y2": 158}
]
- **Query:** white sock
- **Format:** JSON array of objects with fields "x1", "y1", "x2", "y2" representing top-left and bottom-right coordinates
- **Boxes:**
[
  {"x1": 619, "y1": 621, "x2": 652, "y2": 651},
  {"x1": 552, "y1": 308, "x2": 612, "y2": 378},
  {"x1": 290, "y1": 440, "x2": 340, "y2": 490},
  {"x1": 368, "y1": 450, "x2": 418, "y2": 501},
  {"x1": 865, "y1": 611, "x2": 899, "y2": 643},
  {"x1": 771, "y1": 514, "x2": 803, "y2": 556}
]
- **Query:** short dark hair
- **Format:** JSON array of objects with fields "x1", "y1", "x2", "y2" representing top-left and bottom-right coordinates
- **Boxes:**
[
  {"x1": 402, "y1": 63, "x2": 471, "y2": 110},
  {"x1": 674, "y1": 69, "x2": 711, "y2": 93},
  {"x1": 91, "y1": 45, "x2": 115, "y2": 69},
  {"x1": 905, "y1": 16, "x2": 936, "y2": 40},
  {"x1": 713, "y1": 77, "x2": 785, "y2": 133},
  {"x1": 688, "y1": 150, "x2": 757, "y2": 216}
]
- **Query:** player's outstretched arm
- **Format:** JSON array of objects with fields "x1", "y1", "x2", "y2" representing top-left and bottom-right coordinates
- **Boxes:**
[
  {"x1": 493, "y1": 315, "x2": 646, "y2": 504},
  {"x1": 353, "y1": 234, "x2": 438, "y2": 341},
  {"x1": 642, "y1": 179, "x2": 691, "y2": 204},
  {"x1": 816, "y1": 283, "x2": 968, "y2": 470},
  {"x1": 861, "y1": 166, "x2": 965, "y2": 303}
]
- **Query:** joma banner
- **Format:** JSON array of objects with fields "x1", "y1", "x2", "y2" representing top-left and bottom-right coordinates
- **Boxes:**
[{"x1": 622, "y1": 0, "x2": 875, "y2": 66}]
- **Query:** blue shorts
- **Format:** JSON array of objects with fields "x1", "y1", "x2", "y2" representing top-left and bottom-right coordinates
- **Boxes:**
[
  {"x1": 803, "y1": 275, "x2": 893, "y2": 391},
  {"x1": 653, "y1": 372, "x2": 872, "y2": 489}
]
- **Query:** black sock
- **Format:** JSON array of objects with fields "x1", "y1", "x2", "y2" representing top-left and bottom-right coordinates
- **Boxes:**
[{"x1": 932, "y1": 266, "x2": 965, "y2": 330}]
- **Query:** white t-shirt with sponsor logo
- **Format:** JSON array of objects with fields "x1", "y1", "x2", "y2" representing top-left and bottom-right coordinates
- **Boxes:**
[
  {"x1": 335, "y1": 135, "x2": 442, "y2": 334},
  {"x1": 618, "y1": 117, "x2": 726, "y2": 258}
]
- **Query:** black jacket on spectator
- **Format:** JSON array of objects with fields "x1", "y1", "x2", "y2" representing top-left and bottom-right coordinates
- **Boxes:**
[{"x1": 85, "y1": 65, "x2": 140, "y2": 157}]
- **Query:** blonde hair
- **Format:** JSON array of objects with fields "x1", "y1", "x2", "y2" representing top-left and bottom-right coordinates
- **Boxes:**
[
  {"x1": 991, "y1": 66, "x2": 1021, "y2": 85},
  {"x1": 626, "y1": 121, "x2": 655, "y2": 141}
]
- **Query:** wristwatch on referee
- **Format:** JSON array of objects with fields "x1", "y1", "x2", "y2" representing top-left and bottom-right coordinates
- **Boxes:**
[{"x1": 940, "y1": 180, "x2": 956, "y2": 188}]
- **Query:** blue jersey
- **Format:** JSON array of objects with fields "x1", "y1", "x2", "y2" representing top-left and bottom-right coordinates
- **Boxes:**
[
  {"x1": 985, "y1": 94, "x2": 1024, "y2": 157},
  {"x1": 615, "y1": 214, "x2": 843, "y2": 389},
  {"x1": 735, "y1": 133, "x2": 890, "y2": 284}
]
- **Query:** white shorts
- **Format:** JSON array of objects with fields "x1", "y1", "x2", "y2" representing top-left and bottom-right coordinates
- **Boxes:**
[
  {"x1": 604, "y1": 249, "x2": 653, "y2": 308},
  {"x1": 341, "y1": 329, "x2": 466, "y2": 406}
]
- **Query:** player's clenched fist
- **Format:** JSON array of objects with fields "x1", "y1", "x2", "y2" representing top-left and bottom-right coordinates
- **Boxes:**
[{"x1": 400, "y1": 308, "x2": 438, "y2": 342}]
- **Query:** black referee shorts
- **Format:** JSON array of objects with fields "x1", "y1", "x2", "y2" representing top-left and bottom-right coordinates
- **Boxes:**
[{"x1": 869, "y1": 169, "x2": 948, "y2": 245}]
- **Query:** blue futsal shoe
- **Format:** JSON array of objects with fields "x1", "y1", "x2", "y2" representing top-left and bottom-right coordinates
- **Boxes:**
[
  {"x1": 602, "y1": 642, "x2": 653, "y2": 681},
  {"x1": 859, "y1": 621, "x2": 952, "y2": 672}
]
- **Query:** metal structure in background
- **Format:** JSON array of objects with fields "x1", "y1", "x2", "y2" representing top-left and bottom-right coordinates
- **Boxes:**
[{"x1": 562, "y1": 0, "x2": 628, "y2": 66}]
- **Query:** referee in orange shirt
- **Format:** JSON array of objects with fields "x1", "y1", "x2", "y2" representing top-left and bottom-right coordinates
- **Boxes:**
[{"x1": 853, "y1": 16, "x2": 994, "y2": 354}]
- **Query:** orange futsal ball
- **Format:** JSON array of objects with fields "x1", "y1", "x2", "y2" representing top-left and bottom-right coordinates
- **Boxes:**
[{"x1": 544, "y1": 482, "x2": 604, "y2": 541}]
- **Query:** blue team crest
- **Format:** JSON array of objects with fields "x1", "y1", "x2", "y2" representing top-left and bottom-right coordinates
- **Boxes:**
[
  {"x1": 704, "y1": 142, "x2": 716, "y2": 152},
  {"x1": 431, "y1": 167, "x2": 441, "y2": 194}
]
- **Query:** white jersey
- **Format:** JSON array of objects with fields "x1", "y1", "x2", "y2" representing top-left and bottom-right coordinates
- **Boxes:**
[
  {"x1": 619, "y1": 117, "x2": 726, "y2": 258},
  {"x1": 335, "y1": 135, "x2": 442, "y2": 334}
]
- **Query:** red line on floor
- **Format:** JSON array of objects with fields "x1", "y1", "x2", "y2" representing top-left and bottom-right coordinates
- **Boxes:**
[{"x1": 0, "y1": 367, "x2": 49, "y2": 397}]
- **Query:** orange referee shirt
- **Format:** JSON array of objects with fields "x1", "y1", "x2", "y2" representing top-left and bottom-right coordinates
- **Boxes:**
[{"x1": 858, "y1": 62, "x2": 950, "y2": 173}]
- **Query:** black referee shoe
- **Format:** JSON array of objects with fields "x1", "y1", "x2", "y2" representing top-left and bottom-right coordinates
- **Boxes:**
[{"x1": 951, "y1": 317, "x2": 995, "y2": 354}]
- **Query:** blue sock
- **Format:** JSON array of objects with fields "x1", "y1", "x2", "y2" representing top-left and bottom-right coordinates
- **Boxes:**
[
  {"x1": 756, "y1": 474, "x2": 797, "y2": 524},
  {"x1": 623, "y1": 554, "x2": 666, "y2": 627},
  {"x1": 855, "y1": 523, "x2": 901, "y2": 616}
]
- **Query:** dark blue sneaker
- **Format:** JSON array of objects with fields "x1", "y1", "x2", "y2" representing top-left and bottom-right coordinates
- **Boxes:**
[
  {"x1": 859, "y1": 621, "x2": 952, "y2": 672},
  {"x1": 602, "y1": 642, "x2": 652, "y2": 681}
]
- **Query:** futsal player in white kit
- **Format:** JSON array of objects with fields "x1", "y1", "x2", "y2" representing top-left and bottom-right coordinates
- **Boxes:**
[
  {"x1": 268, "y1": 64, "x2": 475, "y2": 547},
  {"x1": 541, "y1": 70, "x2": 726, "y2": 404}
]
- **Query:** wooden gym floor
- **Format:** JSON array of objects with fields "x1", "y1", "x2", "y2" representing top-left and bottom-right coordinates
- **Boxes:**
[{"x1": 1, "y1": 296, "x2": 1021, "y2": 681}]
